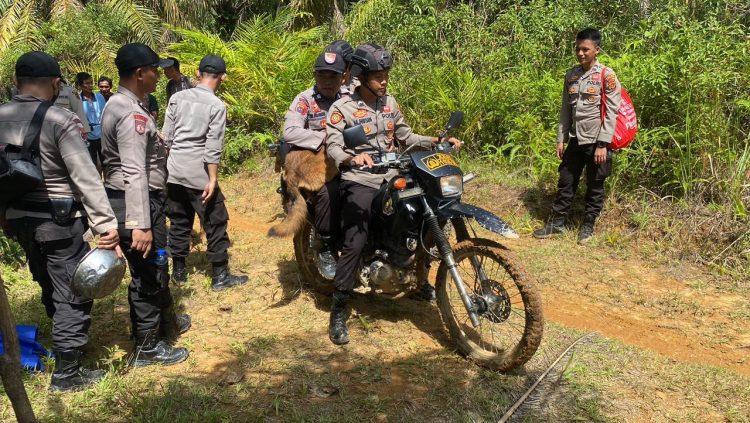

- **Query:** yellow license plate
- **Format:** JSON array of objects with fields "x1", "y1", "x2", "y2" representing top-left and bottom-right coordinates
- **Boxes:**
[{"x1": 422, "y1": 153, "x2": 458, "y2": 171}]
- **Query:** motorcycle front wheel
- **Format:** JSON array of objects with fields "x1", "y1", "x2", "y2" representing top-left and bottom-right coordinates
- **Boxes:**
[
  {"x1": 436, "y1": 239, "x2": 543, "y2": 371},
  {"x1": 293, "y1": 221, "x2": 335, "y2": 295}
]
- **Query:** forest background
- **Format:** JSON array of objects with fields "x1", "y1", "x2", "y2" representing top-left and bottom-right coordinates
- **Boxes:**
[{"x1": 0, "y1": 0, "x2": 748, "y2": 278}]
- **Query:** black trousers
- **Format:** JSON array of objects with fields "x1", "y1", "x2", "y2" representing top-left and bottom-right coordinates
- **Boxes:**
[
  {"x1": 107, "y1": 189, "x2": 172, "y2": 334},
  {"x1": 166, "y1": 183, "x2": 230, "y2": 264},
  {"x1": 333, "y1": 180, "x2": 378, "y2": 293},
  {"x1": 551, "y1": 138, "x2": 612, "y2": 220},
  {"x1": 8, "y1": 217, "x2": 92, "y2": 350},
  {"x1": 313, "y1": 176, "x2": 340, "y2": 237},
  {"x1": 87, "y1": 138, "x2": 101, "y2": 168}
]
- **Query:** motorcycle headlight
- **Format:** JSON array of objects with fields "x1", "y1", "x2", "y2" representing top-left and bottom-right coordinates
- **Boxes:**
[{"x1": 440, "y1": 175, "x2": 463, "y2": 197}]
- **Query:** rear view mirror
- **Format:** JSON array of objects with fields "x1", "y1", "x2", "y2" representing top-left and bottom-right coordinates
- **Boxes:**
[
  {"x1": 446, "y1": 111, "x2": 464, "y2": 130},
  {"x1": 343, "y1": 125, "x2": 369, "y2": 150}
]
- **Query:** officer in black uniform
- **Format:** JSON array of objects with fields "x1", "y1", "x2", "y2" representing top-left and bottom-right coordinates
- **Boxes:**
[{"x1": 100, "y1": 43, "x2": 190, "y2": 367}]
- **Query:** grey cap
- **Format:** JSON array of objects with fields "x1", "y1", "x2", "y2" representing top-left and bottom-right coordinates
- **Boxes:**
[{"x1": 72, "y1": 248, "x2": 126, "y2": 299}]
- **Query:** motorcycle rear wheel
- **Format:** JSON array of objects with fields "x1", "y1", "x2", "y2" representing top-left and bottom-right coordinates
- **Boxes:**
[
  {"x1": 436, "y1": 240, "x2": 543, "y2": 371},
  {"x1": 293, "y1": 221, "x2": 335, "y2": 295}
]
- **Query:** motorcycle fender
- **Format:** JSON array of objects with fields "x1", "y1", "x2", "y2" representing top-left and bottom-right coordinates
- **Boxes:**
[{"x1": 440, "y1": 202, "x2": 519, "y2": 239}]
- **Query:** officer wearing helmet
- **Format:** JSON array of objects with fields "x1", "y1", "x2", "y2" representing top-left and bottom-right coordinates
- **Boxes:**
[
  {"x1": 325, "y1": 43, "x2": 462, "y2": 345},
  {"x1": 278, "y1": 50, "x2": 348, "y2": 278}
]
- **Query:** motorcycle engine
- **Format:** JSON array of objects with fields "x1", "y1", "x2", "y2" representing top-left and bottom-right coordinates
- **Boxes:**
[{"x1": 359, "y1": 257, "x2": 416, "y2": 295}]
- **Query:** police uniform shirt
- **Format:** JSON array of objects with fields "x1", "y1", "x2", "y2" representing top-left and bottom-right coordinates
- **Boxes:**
[
  {"x1": 283, "y1": 86, "x2": 344, "y2": 151},
  {"x1": 101, "y1": 86, "x2": 167, "y2": 229},
  {"x1": 558, "y1": 60, "x2": 622, "y2": 145},
  {"x1": 55, "y1": 83, "x2": 91, "y2": 133},
  {"x1": 0, "y1": 95, "x2": 117, "y2": 234},
  {"x1": 326, "y1": 91, "x2": 433, "y2": 189},
  {"x1": 162, "y1": 85, "x2": 226, "y2": 191}
]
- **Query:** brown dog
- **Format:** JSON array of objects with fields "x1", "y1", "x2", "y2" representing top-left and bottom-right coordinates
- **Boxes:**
[{"x1": 268, "y1": 147, "x2": 338, "y2": 238}]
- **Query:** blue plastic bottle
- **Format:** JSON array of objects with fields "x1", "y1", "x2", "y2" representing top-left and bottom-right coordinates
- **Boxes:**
[{"x1": 153, "y1": 248, "x2": 167, "y2": 266}]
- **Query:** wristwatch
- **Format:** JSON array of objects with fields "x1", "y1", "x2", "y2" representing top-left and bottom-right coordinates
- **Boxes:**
[{"x1": 596, "y1": 141, "x2": 608, "y2": 148}]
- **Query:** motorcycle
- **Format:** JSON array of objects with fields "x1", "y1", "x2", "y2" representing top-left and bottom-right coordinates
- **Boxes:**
[{"x1": 275, "y1": 112, "x2": 543, "y2": 371}]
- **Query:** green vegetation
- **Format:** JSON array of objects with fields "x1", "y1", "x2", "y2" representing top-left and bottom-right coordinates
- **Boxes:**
[{"x1": 1, "y1": 1, "x2": 748, "y2": 272}]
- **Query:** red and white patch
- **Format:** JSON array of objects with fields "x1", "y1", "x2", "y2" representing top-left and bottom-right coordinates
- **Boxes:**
[
  {"x1": 325, "y1": 52, "x2": 337, "y2": 64},
  {"x1": 592, "y1": 73, "x2": 601, "y2": 81},
  {"x1": 134, "y1": 114, "x2": 148, "y2": 135},
  {"x1": 72, "y1": 117, "x2": 86, "y2": 142},
  {"x1": 320, "y1": 119, "x2": 326, "y2": 127},
  {"x1": 312, "y1": 101, "x2": 320, "y2": 113},
  {"x1": 330, "y1": 111, "x2": 343, "y2": 125},
  {"x1": 353, "y1": 109, "x2": 367, "y2": 119},
  {"x1": 383, "y1": 106, "x2": 391, "y2": 113},
  {"x1": 295, "y1": 99, "x2": 309, "y2": 115}
]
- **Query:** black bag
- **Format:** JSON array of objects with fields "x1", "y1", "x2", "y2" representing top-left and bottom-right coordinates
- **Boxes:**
[{"x1": 0, "y1": 101, "x2": 52, "y2": 205}]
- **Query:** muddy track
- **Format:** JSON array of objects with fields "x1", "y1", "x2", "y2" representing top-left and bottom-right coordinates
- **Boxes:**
[{"x1": 224, "y1": 179, "x2": 750, "y2": 377}]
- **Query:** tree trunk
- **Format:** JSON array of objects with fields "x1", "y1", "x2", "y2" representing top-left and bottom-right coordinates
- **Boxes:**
[
  {"x1": 331, "y1": 0, "x2": 345, "y2": 37},
  {"x1": 0, "y1": 272, "x2": 37, "y2": 423}
]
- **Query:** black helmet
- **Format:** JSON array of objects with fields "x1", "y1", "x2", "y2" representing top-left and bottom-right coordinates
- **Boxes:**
[
  {"x1": 349, "y1": 43, "x2": 393, "y2": 78},
  {"x1": 325, "y1": 40, "x2": 354, "y2": 64}
]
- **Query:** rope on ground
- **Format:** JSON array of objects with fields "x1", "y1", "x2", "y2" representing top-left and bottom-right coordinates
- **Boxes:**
[{"x1": 497, "y1": 331, "x2": 597, "y2": 423}]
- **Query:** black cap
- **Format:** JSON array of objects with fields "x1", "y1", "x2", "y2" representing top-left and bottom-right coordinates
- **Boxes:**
[
  {"x1": 199, "y1": 55, "x2": 226, "y2": 74},
  {"x1": 325, "y1": 40, "x2": 354, "y2": 64},
  {"x1": 115, "y1": 43, "x2": 170, "y2": 73},
  {"x1": 314, "y1": 51, "x2": 346, "y2": 74},
  {"x1": 15, "y1": 52, "x2": 65, "y2": 82},
  {"x1": 159, "y1": 57, "x2": 179, "y2": 69}
]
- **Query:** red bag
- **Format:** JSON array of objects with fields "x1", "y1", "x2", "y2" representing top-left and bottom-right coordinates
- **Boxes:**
[{"x1": 601, "y1": 68, "x2": 637, "y2": 150}]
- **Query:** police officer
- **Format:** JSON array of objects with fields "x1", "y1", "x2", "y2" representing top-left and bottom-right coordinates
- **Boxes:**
[
  {"x1": 54, "y1": 81, "x2": 90, "y2": 135},
  {"x1": 325, "y1": 40, "x2": 355, "y2": 93},
  {"x1": 162, "y1": 55, "x2": 249, "y2": 291},
  {"x1": 533, "y1": 28, "x2": 621, "y2": 244},
  {"x1": 0, "y1": 52, "x2": 121, "y2": 391},
  {"x1": 101, "y1": 43, "x2": 189, "y2": 367},
  {"x1": 325, "y1": 43, "x2": 461, "y2": 345},
  {"x1": 282, "y1": 50, "x2": 347, "y2": 279}
]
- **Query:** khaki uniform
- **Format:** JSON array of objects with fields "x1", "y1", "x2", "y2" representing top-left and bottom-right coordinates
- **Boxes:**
[
  {"x1": 55, "y1": 84, "x2": 91, "y2": 133},
  {"x1": 101, "y1": 87, "x2": 167, "y2": 229},
  {"x1": 1, "y1": 95, "x2": 116, "y2": 234},
  {"x1": 284, "y1": 87, "x2": 344, "y2": 151},
  {"x1": 163, "y1": 85, "x2": 226, "y2": 190},
  {"x1": 557, "y1": 60, "x2": 621, "y2": 145},
  {"x1": 162, "y1": 84, "x2": 231, "y2": 264},
  {"x1": 1, "y1": 94, "x2": 116, "y2": 350},
  {"x1": 326, "y1": 91, "x2": 433, "y2": 189}
]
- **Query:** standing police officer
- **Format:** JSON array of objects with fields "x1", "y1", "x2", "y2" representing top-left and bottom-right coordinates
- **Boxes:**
[
  {"x1": 101, "y1": 43, "x2": 189, "y2": 367},
  {"x1": 162, "y1": 55, "x2": 249, "y2": 291},
  {"x1": 325, "y1": 44, "x2": 461, "y2": 345},
  {"x1": 533, "y1": 28, "x2": 621, "y2": 244},
  {"x1": 0, "y1": 52, "x2": 121, "y2": 391},
  {"x1": 281, "y1": 50, "x2": 347, "y2": 279}
]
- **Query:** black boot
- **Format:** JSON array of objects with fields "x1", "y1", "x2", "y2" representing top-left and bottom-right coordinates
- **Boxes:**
[
  {"x1": 49, "y1": 349, "x2": 105, "y2": 392},
  {"x1": 413, "y1": 280, "x2": 436, "y2": 302},
  {"x1": 533, "y1": 214, "x2": 566, "y2": 239},
  {"x1": 211, "y1": 262, "x2": 249, "y2": 291},
  {"x1": 132, "y1": 329, "x2": 189, "y2": 368},
  {"x1": 328, "y1": 290, "x2": 350, "y2": 345},
  {"x1": 578, "y1": 216, "x2": 596, "y2": 245},
  {"x1": 172, "y1": 258, "x2": 187, "y2": 285},
  {"x1": 317, "y1": 235, "x2": 337, "y2": 280},
  {"x1": 159, "y1": 305, "x2": 192, "y2": 341}
]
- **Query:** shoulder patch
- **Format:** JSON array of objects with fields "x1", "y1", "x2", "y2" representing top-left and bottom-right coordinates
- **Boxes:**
[
  {"x1": 330, "y1": 111, "x2": 343, "y2": 125},
  {"x1": 134, "y1": 114, "x2": 148, "y2": 135},
  {"x1": 72, "y1": 117, "x2": 87, "y2": 141},
  {"x1": 605, "y1": 72, "x2": 618, "y2": 93},
  {"x1": 295, "y1": 99, "x2": 309, "y2": 115}
]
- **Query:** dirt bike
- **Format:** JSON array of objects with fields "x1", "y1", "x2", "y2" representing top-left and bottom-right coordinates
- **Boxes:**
[{"x1": 276, "y1": 112, "x2": 543, "y2": 371}]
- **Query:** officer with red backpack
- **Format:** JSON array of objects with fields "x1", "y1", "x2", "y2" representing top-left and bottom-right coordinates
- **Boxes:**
[{"x1": 534, "y1": 28, "x2": 623, "y2": 244}]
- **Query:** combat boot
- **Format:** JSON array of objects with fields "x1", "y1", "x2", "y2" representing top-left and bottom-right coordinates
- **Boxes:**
[
  {"x1": 159, "y1": 305, "x2": 192, "y2": 342},
  {"x1": 578, "y1": 216, "x2": 596, "y2": 245},
  {"x1": 317, "y1": 234, "x2": 337, "y2": 280},
  {"x1": 412, "y1": 280, "x2": 436, "y2": 302},
  {"x1": 171, "y1": 258, "x2": 187, "y2": 285},
  {"x1": 533, "y1": 214, "x2": 566, "y2": 239},
  {"x1": 49, "y1": 349, "x2": 105, "y2": 392},
  {"x1": 132, "y1": 329, "x2": 189, "y2": 368},
  {"x1": 328, "y1": 290, "x2": 350, "y2": 345},
  {"x1": 211, "y1": 262, "x2": 249, "y2": 291}
]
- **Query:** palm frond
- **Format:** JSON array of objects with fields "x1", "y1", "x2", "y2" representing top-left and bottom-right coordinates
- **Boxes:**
[
  {"x1": 49, "y1": 0, "x2": 84, "y2": 19},
  {"x1": 103, "y1": 0, "x2": 162, "y2": 47},
  {"x1": 0, "y1": 0, "x2": 41, "y2": 49}
]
